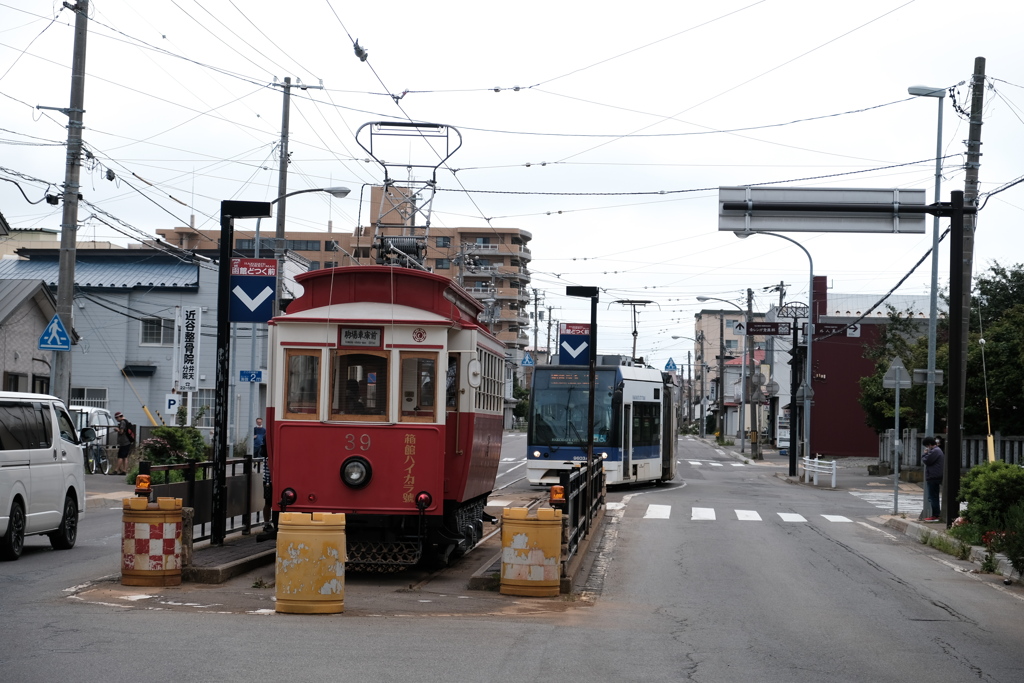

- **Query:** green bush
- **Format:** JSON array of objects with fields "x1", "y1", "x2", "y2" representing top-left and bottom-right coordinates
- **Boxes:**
[
  {"x1": 993, "y1": 503, "x2": 1024, "y2": 579},
  {"x1": 958, "y1": 460, "x2": 1024, "y2": 531}
]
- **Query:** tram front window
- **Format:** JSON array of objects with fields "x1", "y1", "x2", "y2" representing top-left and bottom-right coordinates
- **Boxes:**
[
  {"x1": 285, "y1": 350, "x2": 320, "y2": 419},
  {"x1": 530, "y1": 369, "x2": 615, "y2": 446},
  {"x1": 400, "y1": 353, "x2": 437, "y2": 423},
  {"x1": 330, "y1": 351, "x2": 389, "y2": 421}
]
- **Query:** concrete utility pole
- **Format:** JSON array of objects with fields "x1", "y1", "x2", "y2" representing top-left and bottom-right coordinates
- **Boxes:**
[
  {"x1": 946, "y1": 57, "x2": 987, "y2": 526},
  {"x1": 272, "y1": 77, "x2": 323, "y2": 315},
  {"x1": 532, "y1": 289, "x2": 541, "y2": 356},
  {"x1": 716, "y1": 314, "x2": 725, "y2": 439},
  {"x1": 51, "y1": 0, "x2": 89, "y2": 404}
]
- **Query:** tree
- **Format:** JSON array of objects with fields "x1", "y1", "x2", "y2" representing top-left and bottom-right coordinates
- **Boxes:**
[{"x1": 859, "y1": 261, "x2": 1024, "y2": 435}]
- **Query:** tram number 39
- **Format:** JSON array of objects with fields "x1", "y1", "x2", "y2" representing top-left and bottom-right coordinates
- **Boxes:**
[{"x1": 345, "y1": 433, "x2": 371, "y2": 451}]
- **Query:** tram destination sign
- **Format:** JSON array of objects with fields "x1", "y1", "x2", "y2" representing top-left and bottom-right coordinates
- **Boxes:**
[{"x1": 744, "y1": 322, "x2": 791, "y2": 336}]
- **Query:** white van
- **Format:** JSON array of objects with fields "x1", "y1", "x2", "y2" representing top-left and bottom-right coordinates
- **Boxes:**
[{"x1": 0, "y1": 392, "x2": 92, "y2": 561}]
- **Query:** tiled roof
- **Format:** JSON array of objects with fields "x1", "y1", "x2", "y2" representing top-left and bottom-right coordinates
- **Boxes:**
[{"x1": 0, "y1": 256, "x2": 199, "y2": 290}]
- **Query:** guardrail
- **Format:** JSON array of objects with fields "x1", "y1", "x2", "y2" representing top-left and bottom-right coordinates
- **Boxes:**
[
  {"x1": 879, "y1": 430, "x2": 1024, "y2": 470},
  {"x1": 143, "y1": 456, "x2": 266, "y2": 542},
  {"x1": 551, "y1": 461, "x2": 605, "y2": 562},
  {"x1": 800, "y1": 456, "x2": 837, "y2": 487}
]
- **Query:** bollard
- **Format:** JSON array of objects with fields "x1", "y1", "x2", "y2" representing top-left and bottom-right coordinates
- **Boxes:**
[
  {"x1": 121, "y1": 497, "x2": 183, "y2": 586},
  {"x1": 500, "y1": 507, "x2": 562, "y2": 597},
  {"x1": 275, "y1": 512, "x2": 346, "y2": 614}
]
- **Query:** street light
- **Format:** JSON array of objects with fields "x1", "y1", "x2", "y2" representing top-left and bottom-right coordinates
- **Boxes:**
[
  {"x1": 697, "y1": 296, "x2": 749, "y2": 454},
  {"x1": 909, "y1": 84, "x2": 945, "y2": 438},
  {"x1": 256, "y1": 186, "x2": 351, "y2": 315},
  {"x1": 673, "y1": 335, "x2": 704, "y2": 438},
  {"x1": 736, "y1": 230, "x2": 814, "y2": 468}
]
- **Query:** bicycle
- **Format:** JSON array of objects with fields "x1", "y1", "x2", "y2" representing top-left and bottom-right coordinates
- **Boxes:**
[{"x1": 86, "y1": 441, "x2": 111, "y2": 475}]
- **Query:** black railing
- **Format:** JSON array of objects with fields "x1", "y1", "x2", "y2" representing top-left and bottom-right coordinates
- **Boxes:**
[
  {"x1": 553, "y1": 461, "x2": 605, "y2": 562},
  {"x1": 144, "y1": 455, "x2": 266, "y2": 543}
]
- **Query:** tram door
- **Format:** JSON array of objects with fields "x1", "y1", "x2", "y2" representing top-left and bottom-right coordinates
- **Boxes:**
[{"x1": 621, "y1": 404, "x2": 632, "y2": 482}]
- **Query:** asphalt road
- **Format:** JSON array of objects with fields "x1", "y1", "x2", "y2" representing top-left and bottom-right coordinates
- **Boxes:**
[{"x1": 2, "y1": 433, "x2": 1022, "y2": 683}]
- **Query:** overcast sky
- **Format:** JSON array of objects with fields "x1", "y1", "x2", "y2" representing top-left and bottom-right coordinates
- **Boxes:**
[{"x1": 2, "y1": 0, "x2": 1022, "y2": 370}]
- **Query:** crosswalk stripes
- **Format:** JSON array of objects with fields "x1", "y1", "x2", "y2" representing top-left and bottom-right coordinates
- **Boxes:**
[
  {"x1": 849, "y1": 490, "x2": 924, "y2": 514},
  {"x1": 683, "y1": 460, "x2": 744, "y2": 467},
  {"x1": 644, "y1": 504, "x2": 852, "y2": 523}
]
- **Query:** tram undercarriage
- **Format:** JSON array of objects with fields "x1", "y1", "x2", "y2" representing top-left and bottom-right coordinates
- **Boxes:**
[{"x1": 344, "y1": 494, "x2": 490, "y2": 571}]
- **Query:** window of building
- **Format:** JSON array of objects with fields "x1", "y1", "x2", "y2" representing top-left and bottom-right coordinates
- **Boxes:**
[
  {"x1": 70, "y1": 387, "x2": 107, "y2": 409},
  {"x1": 435, "y1": 236, "x2": 451, "y2": 248},
  {"x1": 141, "y1": 317, "x2": 175, "y2": 345},
  {"x1": 179, "y1": 389, "x2": 216, "y2": 428},
  {"x1": 323, "y1": 261, "x2": 338, "y2": 268},
  {"x1": 726, "y1": 319, "x2": 737, "y2": 330},
  {"x1": 308, "y1": 261, "x2": 320, "y2": 270},
  {"x1": 285, "y1": 350, "x2": 320, "y2": 419},
  {"x1": 475, "y1": 237, "x2": 492, "y2": 245},
  {"x1": 725, "y1": 340, "x2": 739, "y2": 352},
  {"x1": 325, "y1": 240, "x2": 340, "y2": 251},
  {"x1": 435, "y1": 258, "x2": 451, "y2": 270},
  {"x1": 329, "y1": 350, "x2": 389, "y2": 422},
  {"x1": 286, "y1": 240, "x2": 321, "y2": 251}
]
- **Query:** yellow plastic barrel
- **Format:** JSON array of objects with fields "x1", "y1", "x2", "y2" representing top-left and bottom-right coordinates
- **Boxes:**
[
  {"x1": 275, "y1": 512, "x2": 347, "y2": 614},
  {"x1": 500, "y1": 507, "x2": 563, "y2": 597},
  {"x1": 121, "y1": 498, "x2": 183, "y2": 587}
]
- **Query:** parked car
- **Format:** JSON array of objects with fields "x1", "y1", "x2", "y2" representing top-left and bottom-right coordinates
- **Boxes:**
[
  {"x1": 1, "y1": 391, "x2": 93, "y2": 560},
  {"x1": 70, "y1": 406, "x2": 117, "y2": 475}
]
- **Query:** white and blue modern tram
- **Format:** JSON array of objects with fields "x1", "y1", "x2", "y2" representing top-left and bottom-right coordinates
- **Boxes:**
[{"x1": 526, "y1": 362, "x2": 677, "y2": 486}]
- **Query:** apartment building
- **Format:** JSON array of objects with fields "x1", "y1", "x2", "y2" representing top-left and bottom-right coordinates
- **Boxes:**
[{"x1": 154, "y1": 187, "x2": 533, "y2": 354}]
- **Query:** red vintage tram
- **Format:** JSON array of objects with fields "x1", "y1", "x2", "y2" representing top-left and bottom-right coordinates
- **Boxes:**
[{"x1": 266, "y1": 265, "x2": 505, "y2": 567}]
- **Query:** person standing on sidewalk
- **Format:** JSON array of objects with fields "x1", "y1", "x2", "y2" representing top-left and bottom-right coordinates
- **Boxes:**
[
  {"x1": 922, "y1": 436, "x2": 944, "y2": 521},
  {"x1": 113, "y1": 411, "x2": 135, "y2": 475}
]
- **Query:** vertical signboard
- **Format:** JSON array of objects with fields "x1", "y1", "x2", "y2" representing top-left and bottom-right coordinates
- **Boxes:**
[{"x1": 179, "y1": 306, "x2": 201, "y2": 392}]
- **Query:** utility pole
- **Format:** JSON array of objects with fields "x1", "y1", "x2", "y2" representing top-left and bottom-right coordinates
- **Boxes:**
[
  {"x1": 716, "y1": 314, "x2": 725, "y2": 440},
  {"x1": 51, "y1": 0, "x2": 89, "y2": 404},
  {"x1": 272, "y1": 77, "x2": 323, "y2": 315},
  {"x1": 946, "y1": 57, "x2": 987, "y2": 526},
  {"x1": 697, "y1": 331, "x2": 706, "y2": 438},
  {"x1": 532, "y1": 289, "x2": 541, "y2": 357}
]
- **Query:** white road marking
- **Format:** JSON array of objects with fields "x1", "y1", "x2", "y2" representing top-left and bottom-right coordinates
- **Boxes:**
[
  {"x1": 710, "y1": 463, "x2": 724, "y2": 467},
  {"x1": 644, "y1": 504, "x2": 672, "y2": 519},
  {"x1": 487, "y1": 500, "x2": 512, "y2": 507},
  {"x1": 692, "y1": 507, "x2": 716, "y2": 521},
  {"x1": 850, "y1": 491, "x2": 923, "y2": 514},
  {"x1": 689, "y1": 461, "x2": 702, "y2": 466},
  {"x1": 731, "y1": 463, "x2": 745, "y2": 467},
  {"x1": 856, "y1": 521, "x2": 899, "y2": 540},
  {"x1": 606, "y1": 502, "x2": 626, "y2": 510},
  {"x1": 778, "y1": 513, "x2": 807, "y2": 522},
  {"x1": 822, "y1": 515, "x2": 852, "y2": 523},
  {"x1": 735, "y1": 510, "x2": 761, "y2": 521}
]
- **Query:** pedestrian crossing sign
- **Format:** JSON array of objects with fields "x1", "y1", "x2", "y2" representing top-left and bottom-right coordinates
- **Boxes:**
[
  {"x1": 664, "y1": 357, "x2": 678, "y2": 372},
  {"x1": 522, "y1": 353, "x2": 535, "y2": 366},
  {"x1": 39, "y1": 313, "x2": 71, "y2": 351}
]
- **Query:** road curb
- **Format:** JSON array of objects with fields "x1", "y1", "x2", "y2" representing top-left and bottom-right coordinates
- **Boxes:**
[{"x1": 881, "y1": 516, "x2": 1015, "y2": 578}]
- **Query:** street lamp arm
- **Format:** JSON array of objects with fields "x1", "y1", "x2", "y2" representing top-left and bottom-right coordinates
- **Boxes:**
[
  {"x1": 696, "y1": 295, "x2": 743, "y2": 312},
  {"x1": 271, "y1": 186, "x2": 351, "y2": 205}
]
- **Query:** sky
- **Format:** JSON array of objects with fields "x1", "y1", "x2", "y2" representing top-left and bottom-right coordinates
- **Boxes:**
[{"x1": 2, "y1": 0, "x2": 1023, "y2": 372}]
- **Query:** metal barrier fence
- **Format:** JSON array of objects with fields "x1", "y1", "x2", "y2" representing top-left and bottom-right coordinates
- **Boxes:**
[
  {"x1": 144, "y1": 456, "x2": 266, "y2": 542},
  {"x1": 553, "y1": 461, "x2": 605, "y2": 562},
  {"x1": 800, "y1": 456, "x2": 837, "y2": 487},
  {"x1": 879, "y1": 430, "x2": 1024, "y2": 470}
]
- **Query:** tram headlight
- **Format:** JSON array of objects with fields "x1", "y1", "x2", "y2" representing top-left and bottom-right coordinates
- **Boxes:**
[
  {"x1": 340, "y1": 456, "x2": 372, "y2": 489},
  {"x1": 600, "y1": 452, "x2": 608, "y2": 460},
  {"x1": 415, "y1": 491, "x2": 432, "y2": 510},
  {"x1": 532, "y1": 450, "x2": 541, "y2": 458}
]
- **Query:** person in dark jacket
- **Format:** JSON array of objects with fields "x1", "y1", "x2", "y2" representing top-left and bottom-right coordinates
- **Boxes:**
[{"x1": 922, "y1": 436, "x2": 944, "y2": 521}]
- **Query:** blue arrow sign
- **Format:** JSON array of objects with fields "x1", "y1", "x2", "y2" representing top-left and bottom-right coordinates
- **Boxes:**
[
  {"x1": 39, "y1": 314, "x2": 71, "y2": 351},
  {"x1": 230, "y1": 258, "x2": 277, "y2": 323}
]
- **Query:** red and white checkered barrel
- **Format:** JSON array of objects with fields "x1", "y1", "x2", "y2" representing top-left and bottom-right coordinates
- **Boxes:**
[{"x1": 121, "y1": 501, "x2": 183, "y2": 587}]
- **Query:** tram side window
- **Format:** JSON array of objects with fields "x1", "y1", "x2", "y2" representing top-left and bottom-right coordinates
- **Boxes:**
[
  {"x1": 285, "y1": 350, "x2": 321, "y2": 419},
  {"x1": 330, "y1": 351, "x2": 389, "y2": 422},
  {"x1": 445, "y1": 355, "x2": 459, "y2": 411},
  {"x1": 400, "y1": 353, "x2": 437, "y2": 422},
  {"x1": 632, "y1": 402, "x2": 661, "y2": 448}
]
